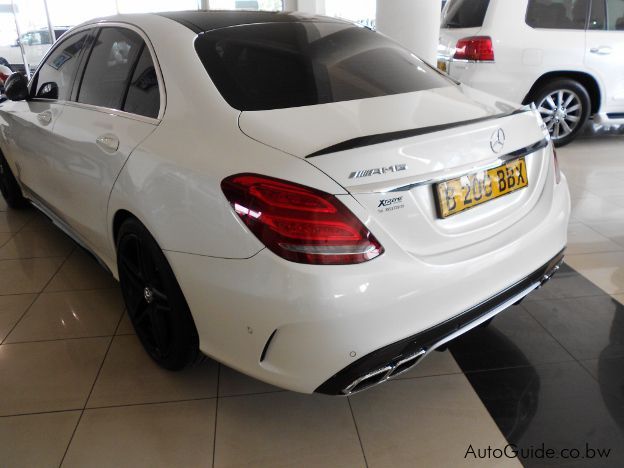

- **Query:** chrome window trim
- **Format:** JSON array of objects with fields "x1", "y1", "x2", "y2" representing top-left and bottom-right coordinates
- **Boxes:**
[{"x1": 29, "y1": 21, "x2": 166, "y2": 122}]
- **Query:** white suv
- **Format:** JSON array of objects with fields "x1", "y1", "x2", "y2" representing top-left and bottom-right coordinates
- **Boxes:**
[{"x1": 438, "y1": 0, "x2": 624, "y2": 145}]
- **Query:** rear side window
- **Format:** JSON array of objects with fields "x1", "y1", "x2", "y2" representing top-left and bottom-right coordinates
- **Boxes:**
[
  {"x1": 589, "y1": 0, "x2": 607, "y2": 29},
  {"x1": 441, "y1": 0, "x2": 490, "y2": 28},
  {"x1": 195, "y1": 22, "x2": 452, "y2": 111},
  {"x1": 123, "y1": 46, "x2": 161, "y2": 118},
  {"x1": 77, "y1": 27, "x2": 143, "y2": 110},
  {"x1": 526, "y1": 0, "x2": 590, "y2": 29},
  {"x1": 607, "y1": 0, "x2": 624, "y2": 30},
  {"x1": 33, "y1": 30, "x2": 90, "y2": 100}
]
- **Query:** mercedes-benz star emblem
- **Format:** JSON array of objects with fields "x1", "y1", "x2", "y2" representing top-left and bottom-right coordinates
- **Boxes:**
[{"x1": 490, "y1": 128, "x2": 506, "y2": 153}]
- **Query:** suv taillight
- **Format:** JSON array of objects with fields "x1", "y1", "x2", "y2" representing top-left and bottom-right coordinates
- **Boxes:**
[
  {"x1": 454, "y1": 36, "x2": 494, "y2": 61},
  {"x1": 221, "y1": 174, "x2": 384, "y2": 265}
]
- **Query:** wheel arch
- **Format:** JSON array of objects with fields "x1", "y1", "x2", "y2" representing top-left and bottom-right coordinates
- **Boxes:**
[
  {"x1": 112, "y1": 209, "x2": 137, "y2": 248},
  {"x1": 523, "y1": 71, "x2": 601, "y2": 115}
]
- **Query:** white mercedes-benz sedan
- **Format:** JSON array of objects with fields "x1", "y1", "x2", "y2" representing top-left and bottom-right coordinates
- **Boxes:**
[{"x1": 0, "y1": 11, "x2": 570, "y2": 395}]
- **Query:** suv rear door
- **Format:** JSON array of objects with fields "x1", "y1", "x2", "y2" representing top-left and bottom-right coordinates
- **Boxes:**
[{"x1": 585, "y1": 0, "x2": 624, "y2": 114}]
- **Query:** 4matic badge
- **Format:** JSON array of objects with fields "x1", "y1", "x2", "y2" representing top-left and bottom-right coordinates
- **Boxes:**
[{"x1": 349, "y1": 164, "x2": 407, "y2": 180}]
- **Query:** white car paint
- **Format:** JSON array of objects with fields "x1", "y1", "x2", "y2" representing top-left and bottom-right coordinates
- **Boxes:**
[
  {"x1": 439, "y1": 0, "x2": 624, "y2": 126},
  {"x1": 0, "y1": 12, "x2": 570, "y2": 394}
]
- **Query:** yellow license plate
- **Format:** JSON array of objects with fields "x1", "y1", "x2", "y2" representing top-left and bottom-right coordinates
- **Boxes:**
[
  {"x1": 434, "y1": 158, "x2": 529, "y2": 218},
  {"x1": 437, "y1": 59, "x2": 448, "y2": 72}
]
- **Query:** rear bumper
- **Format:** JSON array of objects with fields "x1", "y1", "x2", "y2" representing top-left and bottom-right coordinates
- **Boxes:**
[
  {"x1": 166, "y1": 174, "x2": 570, "y2": 394},
  {"x1": 316, "y1": 249, "x2": 565, "y2": 395}
]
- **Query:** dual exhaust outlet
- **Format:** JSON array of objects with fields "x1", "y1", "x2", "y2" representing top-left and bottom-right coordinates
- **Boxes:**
[{"x1": 342, "y1": 349, "x2": 426, "y2": 395}]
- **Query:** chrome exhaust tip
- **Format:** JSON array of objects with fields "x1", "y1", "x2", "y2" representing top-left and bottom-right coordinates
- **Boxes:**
[{"x1": 342, "y1": 349, "x2": 426, "y2": 395}]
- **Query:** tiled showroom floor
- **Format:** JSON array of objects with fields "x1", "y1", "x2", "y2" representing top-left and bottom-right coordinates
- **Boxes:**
[{"x1": 1, "y1": 128, "x2": 623, "y2": 468}]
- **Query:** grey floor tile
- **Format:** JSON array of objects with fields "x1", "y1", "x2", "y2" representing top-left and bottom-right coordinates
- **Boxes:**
[
  {"x1": 0, "y1": 257, "x2": 65, "y2": 295},
  {"x1": 87, "y1": 335, "x2": 218, "y2": 408},
  {"x1": 349, "y1": 375, "x2": 520, "y2": 467},
  {"x1": 524, "y1": 296, "x2": 624, "y2": 360},
  {"x1": 0, "y1": 226, "x2": 75, "y2": 260},
  {"x1": 215, "y1": 392, "x2": 365, "y2": 468},
  {"x1": 63, "y1": 400, "x2": 216, "y2": 468},
  {"x1": 525, "y1": 264, "x2": 606, "y2": 301},
  {"x1": 0, "y1": 294, "x2": 36, "y2": 343},
  {"x1": 218, "y1": 365, "x2": 282, "y2": 397},
  {"x1": 46, "y1": 249, "x2": 118, "y2": 292},
  {"x1": 0, "y1": 210, "x2": 33, "y2": 234},
  {"x1": 6, "y1": 289, "x2": 124, "y2": 343},
  {"x1": 0, "y1": 410, "x2": 81, "y2": 468},
  {"x1": 0, "y1": 337, "x2": 109, "y2": 416}
]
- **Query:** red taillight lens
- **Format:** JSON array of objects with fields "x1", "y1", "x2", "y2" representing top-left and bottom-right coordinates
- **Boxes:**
[
  {"x1": 221, "y1": 174, "x2": 384, "y2": 265},
  {"x1": 0, "y1": 72, "x2": 8, "y2": 84},
  {"x1": 552, "y1": 145, "x2": 562, "y2": 184},
  {"x1": 453, "y1": 36, "x2": 494, "y2": 61}
]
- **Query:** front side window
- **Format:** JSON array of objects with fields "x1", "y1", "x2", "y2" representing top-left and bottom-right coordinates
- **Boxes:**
[
  {"x1": 32, "y1": 30, "x2": 90, "y2": 101},
  {"x1": 607, "y1": 0, "x2": 624, "y2": 29},
  {"x1": 526, "y1": 0, "x2": 590, "y2": 29},
  {"x1": 195, "y1": 22, "x2": 453, "y2": 111},
  {"x1": 77, "y1": 27, "x2": 144, "y2": 110},
  {"x1": 442, "y1": 0, "x2": 490, "y2": 28}
]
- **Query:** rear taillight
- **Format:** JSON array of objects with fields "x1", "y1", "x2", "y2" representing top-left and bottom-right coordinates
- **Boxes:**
[
  {"x1": 552, "y1": 145, "x2": 562, "y2": 184},
  {"x1": 221, "y1": 174, "x2": 384, "y2": 265},
  {"x1": 0, "y1": 72, "x2": 8, "y2": 84},
  {"x1": 453, "y1": 36, "x2": 494, "y2": 61}
]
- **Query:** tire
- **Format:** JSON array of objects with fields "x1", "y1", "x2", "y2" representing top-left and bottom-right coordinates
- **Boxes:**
[
  {"x1": 0, "y1": 151, "x2": 29, "y2": 209},
  {"x1": 116, "y1": 217, "x2": 199, "y2": 370},
  {"x1": 531, "y1": 78, "x2": 590, "y2": 147}
]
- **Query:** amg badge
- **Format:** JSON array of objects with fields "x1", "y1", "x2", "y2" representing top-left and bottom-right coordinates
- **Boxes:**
[{"x1": 349, "y1": 164, "x2": 407, "y2": 180}]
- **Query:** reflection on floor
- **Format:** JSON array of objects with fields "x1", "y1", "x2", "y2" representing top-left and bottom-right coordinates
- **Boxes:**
[{"x1": 0, "y1": 129, "x2": 622, "y2": 467}]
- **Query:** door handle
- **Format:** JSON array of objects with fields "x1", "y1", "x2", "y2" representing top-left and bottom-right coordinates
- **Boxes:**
[
  {"x1": 590, "y1": 46, "x2": 613, "y2": 55},
  {"x1": 37, "y1": 111, "x2": 52, "y2": 125},
  {"x1": 96, "y1": 134, "x2": 120, "y2": 153}
]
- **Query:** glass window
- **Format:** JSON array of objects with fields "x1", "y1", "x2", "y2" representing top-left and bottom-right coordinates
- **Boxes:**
[
  {"x1": 442, "y1": 0, "x2": 490, "y2": 28},
  {"x1": 589, "y1": 0, "x2": 607, "y2": 29},
  {"x1": 526, "y1": 0, "x2": 590, "y2": 29},
  {"x1": 195, "y1": 22, "x2": 452, "y2": 111},
  {"x1": 123, "y1": 46, "x2": 160, "y2": 118},
  {"x1": 77, "y1": 27, "x2": 143, "y2": 110},
  {"x1": 33, "y1": 30, "x2": 90, "y2": 100},
  {"x1": 607, "y1": 0, "x2": 624, "y2": 29}
]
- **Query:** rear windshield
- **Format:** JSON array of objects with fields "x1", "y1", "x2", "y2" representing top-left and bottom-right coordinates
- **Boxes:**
[
  {"x1": 195, "y1": 22, "x2": 453, "y2": 111},
  {"x1": 442, "y1": 0, "x2": 490, "y2": 28}
]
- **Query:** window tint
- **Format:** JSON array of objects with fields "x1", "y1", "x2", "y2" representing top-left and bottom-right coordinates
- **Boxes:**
[
  {"x1": 442, "y1": 0, "x2": 490, "y2": 28},
  {"x1": 526, "y1": 0, "x2": 590, "y2": 29},
  {"x1": 123, "y1": 46, "x2": 160, "y2": 118},
  {"x1": 195, "y1": 22, "x2": 452, "y2": 111},
  {"x1": 589, "y1": 0, "x2": 607, "y2": 29},
  {"x1": 77, "y1": 27, "x2": 143, "y2": 110},
  {"x1": 33, "y1": 30, "x2": 90, "y2": 100},
  {"x1": 607, "y1": 0, "x2": 624, "y2": 29}
]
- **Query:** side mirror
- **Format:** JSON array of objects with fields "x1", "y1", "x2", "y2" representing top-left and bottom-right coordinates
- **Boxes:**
[{"x1": 4, "y1": 72, "x2": 29, "y2": 101}]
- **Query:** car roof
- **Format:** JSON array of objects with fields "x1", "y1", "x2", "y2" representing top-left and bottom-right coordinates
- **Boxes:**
[{"x1": 157, "y1": 9, "x2": 349, "y2": 33}]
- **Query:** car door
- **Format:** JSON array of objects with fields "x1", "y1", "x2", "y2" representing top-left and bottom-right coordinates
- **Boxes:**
[
  {"x1": 1, "y1": 29, "x2": 92, "y2": 201},
  {"x1": 585, "y1": 0, "x2": 624, "y2": 113},
  {"x1": 49, "y1": 25, "x2": 163, "y2": 259}
]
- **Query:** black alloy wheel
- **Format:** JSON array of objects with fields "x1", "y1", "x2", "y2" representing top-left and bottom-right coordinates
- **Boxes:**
[{"x1": 117, "y1": 218, "x2": 199, "y2": 370}]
